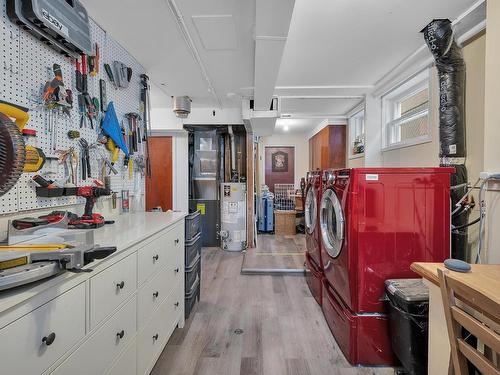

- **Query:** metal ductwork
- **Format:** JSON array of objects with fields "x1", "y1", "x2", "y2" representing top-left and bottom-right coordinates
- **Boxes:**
[
  {"x1": 422, "y1": 19, "x2": 468, "y2": 261},
  {"x1": 173, "y1": 96, "x2": 192, "y2": 118}
]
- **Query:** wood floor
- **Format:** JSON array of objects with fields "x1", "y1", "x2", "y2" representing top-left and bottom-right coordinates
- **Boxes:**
[
  {"x1": 241, "y1": 234, "x2": 306, "y2": 273},
  {"x1": 151, "y1": 248, "x2": 394, "y2": 375}
]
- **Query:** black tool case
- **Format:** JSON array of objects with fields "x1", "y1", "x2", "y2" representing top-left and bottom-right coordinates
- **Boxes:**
[
  {"x1": 7, "y1": 0, "x2": 92, "y2": 56},
  {"x1": 7, "y1": 0, "x2": 78, "y2": 58}
]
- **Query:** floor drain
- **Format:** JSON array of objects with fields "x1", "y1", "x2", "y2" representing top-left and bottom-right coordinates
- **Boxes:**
[{"x1": 234, "y1": 329, "x2": 244, "y2": 335}]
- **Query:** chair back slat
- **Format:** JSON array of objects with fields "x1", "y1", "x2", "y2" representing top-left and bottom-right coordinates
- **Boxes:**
[{"x1": 438, "y1": 268, "x2": 500, "y2": 375}]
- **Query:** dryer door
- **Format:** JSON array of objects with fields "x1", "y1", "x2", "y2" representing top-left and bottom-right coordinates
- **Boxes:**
[
  {"x1": 320, "y1": 188, "x2": 345, "y2": 258},
  {"x1": 305, "y1": 187, "x2": 317, "y2": 234}
]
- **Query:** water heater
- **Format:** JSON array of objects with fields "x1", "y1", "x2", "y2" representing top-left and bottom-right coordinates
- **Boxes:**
[{"x1": 220, "y1": 183, "x2": 247, "y2": 251}]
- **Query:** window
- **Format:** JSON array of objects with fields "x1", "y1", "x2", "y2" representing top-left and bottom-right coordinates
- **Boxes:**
[
  {"x1": 382, "y1": 69, "x2": 431, "y2": 150},
  {"x1": 348, "y1": 108, "x2": 365, "y2": 158}
]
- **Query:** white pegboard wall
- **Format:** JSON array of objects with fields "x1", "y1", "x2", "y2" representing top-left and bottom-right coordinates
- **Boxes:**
[{"x1": 0, "y1": 4, "x2": 146, "y2": 216}]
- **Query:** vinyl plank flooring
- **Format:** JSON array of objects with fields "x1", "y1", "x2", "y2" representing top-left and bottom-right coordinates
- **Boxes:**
[{"x1": 151, "y1": 247, "x2": 394, "y2": 375}]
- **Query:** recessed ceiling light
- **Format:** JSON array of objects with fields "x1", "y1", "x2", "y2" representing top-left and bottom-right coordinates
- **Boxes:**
[
  {"x1": 282, "y1": 114, "x2": 292, "y2": 118},
  {"x1": 283, "y1": 125, "x2": 289, "y2": 131},
  {"x1": 160, "y1": 83, "x2": 167, "y2": 86}
]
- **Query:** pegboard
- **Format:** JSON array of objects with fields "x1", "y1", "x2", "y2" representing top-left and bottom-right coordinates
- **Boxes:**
[{"x1": 0, "y1": 2, "x2": 146, "y2": 215}]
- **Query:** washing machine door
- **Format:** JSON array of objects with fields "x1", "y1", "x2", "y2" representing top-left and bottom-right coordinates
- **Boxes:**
[
  {"x1": 320, "y1": 188, "x2": 345, "y2": 258},
  {"x1": 304, "y1": 187, "x2": 317, "y2": 234}
]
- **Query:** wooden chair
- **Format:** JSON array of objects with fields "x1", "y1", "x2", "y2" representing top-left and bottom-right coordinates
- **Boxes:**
[{"x1": 438, "y1": 268, "x2": 500, "y2": 375}]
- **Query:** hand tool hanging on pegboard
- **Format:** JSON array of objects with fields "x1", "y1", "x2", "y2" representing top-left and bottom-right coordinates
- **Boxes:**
[{"x1": 140, "y1": 74, "x2": 152, "y2": 176}]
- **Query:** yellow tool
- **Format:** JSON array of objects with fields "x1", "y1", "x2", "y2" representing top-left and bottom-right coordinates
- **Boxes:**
[
  {"x1": 106, "y1": 138, "x2": 120, "y2": 165},
  {"x1": 0, "y1": 101, "x2": 46, "y2": 173},
  {"x1": 0, "y1": 244, "x2": 68, "y2": 251}
]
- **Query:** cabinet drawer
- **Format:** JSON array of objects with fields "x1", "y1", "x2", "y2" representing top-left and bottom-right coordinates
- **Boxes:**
[
  {"x1": 137, "y1": 257, "x2": 182, "y2": 329},
  {"x1": 90, "y1": 253, "x2": 137, "y2": 329},
  {"x1": 0, "y1": 283, "x2": 85, "y2": 375},
  {"x1": 137, "y1": 280, "x2": 183, "y2": 375},
  {"x1": 138, "y1": 223, "x2": 184, "y2": 285},
  {"x1": 52, "y1": 295, "x2": 137, "y2": 375},
  {"x1": 106, "y1": 338, "x2": 137, "y2": 375}
]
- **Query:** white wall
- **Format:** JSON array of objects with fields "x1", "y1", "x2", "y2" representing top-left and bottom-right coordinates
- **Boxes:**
[{"x1": 258, "y1": 132, "x2": 309, "y2": 190}]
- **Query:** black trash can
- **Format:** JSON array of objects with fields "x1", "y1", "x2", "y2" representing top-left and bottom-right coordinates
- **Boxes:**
[{"x1": 385, "y1": 279, "x2": 429, "y2": 375}]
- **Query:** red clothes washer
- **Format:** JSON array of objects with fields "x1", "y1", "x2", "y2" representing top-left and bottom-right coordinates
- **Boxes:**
[
  {"x1": 319, "y1": 167, "x2": 454, "y2": 365},
  {"x1": 304, "y1": 170, "x2": 323, "y2": 305}
]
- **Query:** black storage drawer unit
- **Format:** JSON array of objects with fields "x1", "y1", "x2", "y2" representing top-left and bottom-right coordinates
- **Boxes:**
[
  {"x1": 185, "y1": 254, "x2": 200, "y2": 293},
  {"x1": 185, "y1": 277, "x2": 200, "y2": 319},
  {"x1": 185, "y1": 232, "x2": 201, "y2": 268},
  {"x1": 185, "y1": 210, "x2": 201, "y2": 241},
  {"x1": 385, "y1": 279, "x2": 429, "y2": 375}
]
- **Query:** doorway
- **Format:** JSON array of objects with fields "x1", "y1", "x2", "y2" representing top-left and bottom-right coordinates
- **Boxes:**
[{"x1": 242, "y1": 144, "x2": 306, "y2": 274}]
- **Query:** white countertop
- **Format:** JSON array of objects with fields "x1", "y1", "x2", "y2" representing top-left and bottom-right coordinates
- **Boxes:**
[{"x1": 0, "y1": 211, "x2": 186, "y2": 317}]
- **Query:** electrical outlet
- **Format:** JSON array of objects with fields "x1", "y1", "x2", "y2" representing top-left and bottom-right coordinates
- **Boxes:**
[{"x1": 480, "y1": 172, "x2": 500, "y2": 180}]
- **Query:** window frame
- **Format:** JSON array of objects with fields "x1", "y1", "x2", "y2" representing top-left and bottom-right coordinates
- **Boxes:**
[
  {"x1": 347, "y1": 105, "x2": 365, "y2": 160},
  {"x1": 381, "y1": 69, "x2": 432, "y2": 152}
]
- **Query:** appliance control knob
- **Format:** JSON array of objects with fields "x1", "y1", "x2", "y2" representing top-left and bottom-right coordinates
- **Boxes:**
[{"x1": 328, "y1": 173, "x2": 335, "y2": 183}]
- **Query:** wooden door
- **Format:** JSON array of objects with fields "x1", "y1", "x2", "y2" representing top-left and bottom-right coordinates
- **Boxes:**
[
  {"x1": 146, "y1": 136, "x2": 173, "y2": 211},
  {"x1": 264, "y1": 146, "x2": 295, "y2": 192}
]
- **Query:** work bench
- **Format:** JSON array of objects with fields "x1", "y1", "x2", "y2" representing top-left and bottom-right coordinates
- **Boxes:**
[{"x1": 0, "y1": 211, "x2": 186, "y2": 375}]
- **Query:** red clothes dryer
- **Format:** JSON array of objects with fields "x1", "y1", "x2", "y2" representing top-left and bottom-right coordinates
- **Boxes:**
[
  {"x1": 319, "y1": 167, "x2": 454, "y2": 365},
  {"x1": 304, "y1": 170, "x2": 323, "y2": 305}
]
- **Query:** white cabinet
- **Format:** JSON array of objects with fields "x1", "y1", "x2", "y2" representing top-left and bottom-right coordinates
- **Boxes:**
[
  {"x1": 0, "y1": 283, "x2": 86, "y2": 375},
  {"x1": 106, "y1": 338, "x2": 137, "y2": 375},
  {"x1": 90, "y1": 253, "x2": 138, "y2": 329},
  {"x1": 0, "y1": 215, "x2": 185, "y2": 375},
  {"x1": 52, "y1": 295, "x2": 137, "y2": 375},
  {"x1": 137, "y1": 279, "x2": 183, "y2": 375}
]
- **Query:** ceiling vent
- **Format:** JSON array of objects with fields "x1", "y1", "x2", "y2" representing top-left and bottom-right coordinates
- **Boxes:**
[{"x1": 173, "y1": 96, "x2": 192, "y2": 118}]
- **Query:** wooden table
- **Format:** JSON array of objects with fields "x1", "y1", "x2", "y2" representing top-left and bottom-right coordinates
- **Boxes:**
[{"x1": 411, "y1": 262, "x2": 500, "y2": 374}]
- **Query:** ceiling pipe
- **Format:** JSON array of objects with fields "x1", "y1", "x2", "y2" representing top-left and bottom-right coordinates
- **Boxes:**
[{"x1": 165, "y1": 0, "x2": 222, "y2": 109}]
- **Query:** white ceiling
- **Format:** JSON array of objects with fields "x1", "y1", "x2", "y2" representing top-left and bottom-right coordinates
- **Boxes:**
[
  {"x1": 277, "y1": 0, "x2": 478, "y2": 87},
  {"x1": 81, "y1": 0, "x2": 479, "y2": 135},
  {"x1": 275, "y1": 118, "x2": 323, "y2": 134},
  {"x1": 81, "y1": 0, "x2": 255, "y2": 108}
]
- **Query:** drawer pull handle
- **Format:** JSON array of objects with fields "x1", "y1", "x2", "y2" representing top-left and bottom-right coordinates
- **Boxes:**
[
  {"x1": 116, "y1": 330, "x2": 125, "y2": 339},
  {"x1": 153, "y1": 291, "x2": 159, "y2": 298},
  {"x1": 174, "y1": 238, "x2": 180, "y2": 244},
  {"x1": 42, "y1": 332, "x2": 56, "y2": 346},
  {"x1": 116, "y1": 281, "x2": 125, "y2": 290},
  {"x1": 153, "y1": 333, "x2": 159, "y2": 341},
  {"x1": 153, "y1": 254, "x2": 159, "y2": 261},
  {"x1": 174, "y1": 302, "x2": 180, "y2": 308},
  {"x1": 174, "y1": 268, "x2": 180, "y2": 273}
]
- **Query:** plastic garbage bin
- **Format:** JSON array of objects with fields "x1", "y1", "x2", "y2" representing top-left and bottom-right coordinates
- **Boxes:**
[{"x1": 385, "y1": 279, "x2": 429, "y2": 375}]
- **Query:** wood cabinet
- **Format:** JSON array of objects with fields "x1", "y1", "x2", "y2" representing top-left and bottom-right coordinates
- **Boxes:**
[{"x1": 309, "y1": 125, "x2": 346, "y2": 171}]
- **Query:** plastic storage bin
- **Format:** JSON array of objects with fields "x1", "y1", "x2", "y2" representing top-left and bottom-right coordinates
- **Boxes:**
[
  {"x1": 385, "y1": 279, "x2": 429, "y2": 375},
  {"x1": 185, "y1": 232, "x2": 201, "y2": 268},
  {"x1": 185, "y1": 211, "x2": 201, "y2": 241},
  {"x1": 185, "y1": 276, "x2": 200, "y2": 319},
  {"x1": 185, "y1": 254, "x2": 200, "y2": 292}
]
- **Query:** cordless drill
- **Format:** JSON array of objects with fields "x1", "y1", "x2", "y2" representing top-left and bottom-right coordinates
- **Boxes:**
[{"x1": 71, "y1": 186, "x2": 111, "y2": 228}]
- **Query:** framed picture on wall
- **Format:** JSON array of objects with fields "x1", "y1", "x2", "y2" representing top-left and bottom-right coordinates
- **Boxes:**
[{"x1": 272, "y1": 151, "x2": 288, "y2": 172}]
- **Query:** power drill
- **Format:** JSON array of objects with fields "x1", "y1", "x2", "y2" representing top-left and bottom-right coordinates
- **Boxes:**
[{"x1": 71, "y1": 186, "x2": 111, "y2": 228}]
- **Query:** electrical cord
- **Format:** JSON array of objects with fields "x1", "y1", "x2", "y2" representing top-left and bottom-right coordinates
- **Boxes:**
[
  {"x1": 452, "y1": 217, "x2": 480, "y2": 231},
  {"x1": 452, "y1": 177, "x2": 480, "y2": 216}
]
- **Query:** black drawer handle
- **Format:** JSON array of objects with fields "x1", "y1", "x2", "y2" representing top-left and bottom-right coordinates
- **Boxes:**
[
  {"x1": 42, "y1": 332, "x2": 56, "y2": 346},
  {"x1": 153, "y1": 291, "x2": 159, "y2": 298},
  {"x1": 153, "y1": 254, "x2": 159, "y2": 261},
  {"x1": 153, "y1": 333, "x2": 159, "y2": 341},
  {"x1": 116, "y1": 330, "x2": 125, "y2": 339},
  {"x1": 174, "y1": 238, "x2": 180, "y2": 244},
  {"x1": 116, "y1": 281, "x2": 125, "y2": 290},
  {"x1": 174, "y1": 302, "x2": 179, "y2": 308},
  {"x1": 174, "y1": 268, "x2": 179, "y2": 273}
]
